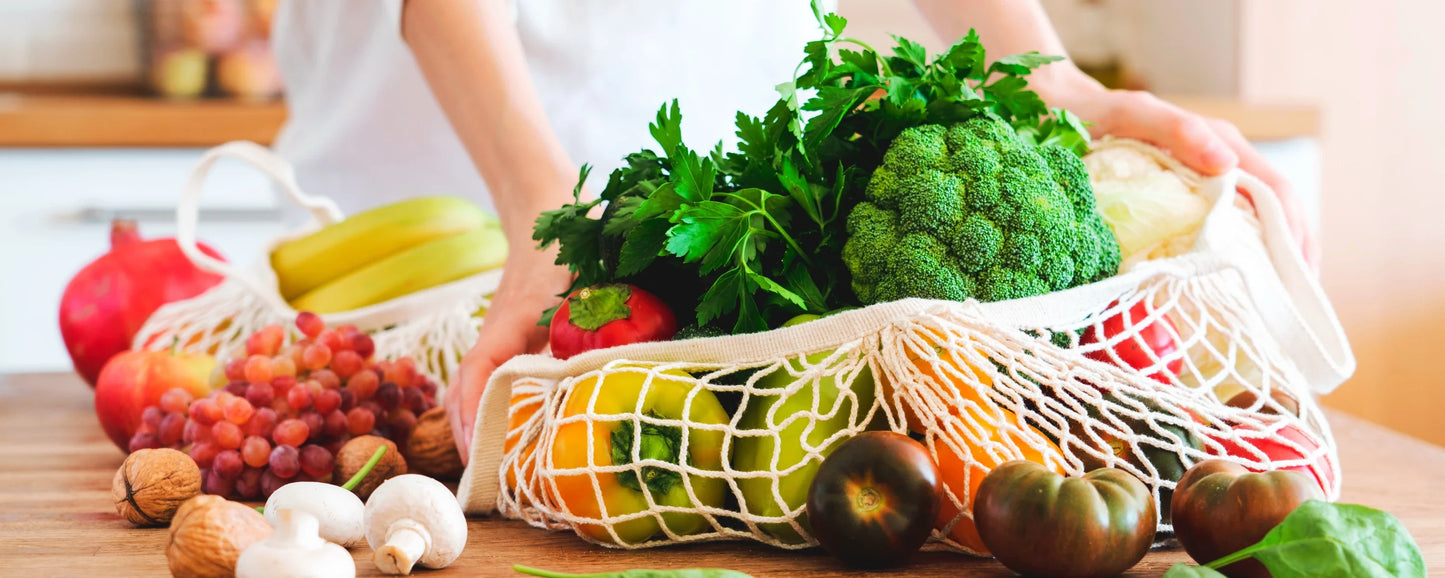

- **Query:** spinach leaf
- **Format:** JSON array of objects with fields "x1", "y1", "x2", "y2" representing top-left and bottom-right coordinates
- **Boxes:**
[{"x1": 1163, "y1": 565, "x2": 1226, "y2": 578}]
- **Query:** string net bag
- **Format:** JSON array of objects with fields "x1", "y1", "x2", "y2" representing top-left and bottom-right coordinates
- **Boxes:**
[
  {"x1": 454, "y1": 139, "x2": 1354, "y2": 554},
  {"x1": 131, "y1": 141, "x2": 501, "y2": 386}
]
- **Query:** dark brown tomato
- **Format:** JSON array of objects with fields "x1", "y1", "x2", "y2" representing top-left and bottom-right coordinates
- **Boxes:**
[
  {"x1": 805, "y1": 431, "x2": 941, "y2": 568},
  {"x1": 1171, "y1": 459, "x2": 1324, "y2": 578},
  {"x1": 974, "y1": 461, "x2": 1156, "y2": 578}
]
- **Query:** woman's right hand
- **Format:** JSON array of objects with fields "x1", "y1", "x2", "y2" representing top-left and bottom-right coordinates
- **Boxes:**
[{"x1": 446, "y1": 248, "x2": 571, "y2": 463}]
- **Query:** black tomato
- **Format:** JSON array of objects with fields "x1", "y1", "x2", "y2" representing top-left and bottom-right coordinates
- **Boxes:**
[{"x1": 805, "y1": 431, "x2": 942, "y2": 568}]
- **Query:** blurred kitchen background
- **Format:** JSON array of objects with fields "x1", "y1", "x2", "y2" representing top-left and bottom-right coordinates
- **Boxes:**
[{"x1": 0, "y1": 0, "x2": 1440, "y2": 446}]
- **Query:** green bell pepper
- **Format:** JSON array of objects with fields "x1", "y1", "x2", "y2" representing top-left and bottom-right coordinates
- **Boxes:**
[{"x1": 732, "y1": 313, "x2": 877, "y2": 544}]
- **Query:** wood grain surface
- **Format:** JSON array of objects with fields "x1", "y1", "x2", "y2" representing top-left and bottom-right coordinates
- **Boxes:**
[{"x1": 1, "y1": 372, "x2": 1439, "y2": 577}]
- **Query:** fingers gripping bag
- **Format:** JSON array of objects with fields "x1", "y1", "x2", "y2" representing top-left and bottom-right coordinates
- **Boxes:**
[
  {"x1": 132, "y1": 141, "x2": 503, "y2": 385},
  {"x1": 457, "y1": 138, "x2": 1355, "y2": 554}
]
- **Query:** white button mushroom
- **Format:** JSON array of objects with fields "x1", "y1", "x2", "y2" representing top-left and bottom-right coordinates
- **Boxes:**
[
  {"x1": 264, "y1": 482, "x2": 366, "y2": 548},
  {"x1": 237, "y1": 509, "x2": 356, "y2": 578},
  {"x1": 363, "y1": 474, "x2": 468, "y2": 575}
]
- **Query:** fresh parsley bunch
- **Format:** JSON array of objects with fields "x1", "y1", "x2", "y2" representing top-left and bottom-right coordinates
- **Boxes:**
[{"x1": 533, "y1": 1, "x2": 1090, "y2": 334}]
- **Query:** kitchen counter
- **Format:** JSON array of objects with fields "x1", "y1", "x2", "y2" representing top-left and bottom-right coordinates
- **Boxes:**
[
  {"x1": 1, "y1": 372, "x2": 1440, "y2": 576},
  {"x1": 0, "y1": 92, "x2": 1311, "y2": 148}
]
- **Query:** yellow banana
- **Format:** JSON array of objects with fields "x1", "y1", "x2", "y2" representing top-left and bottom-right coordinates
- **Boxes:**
[
  {"x1": 272, "y1": 196, "x2": 498, "y2": 300},
  {"x1": 289, "y1": 226, "x2": 508, "y2": 314}
]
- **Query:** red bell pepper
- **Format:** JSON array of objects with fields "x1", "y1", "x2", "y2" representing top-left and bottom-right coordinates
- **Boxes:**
[{"x1": 549, "y1": 284, "x2": 678, "y2": 360}]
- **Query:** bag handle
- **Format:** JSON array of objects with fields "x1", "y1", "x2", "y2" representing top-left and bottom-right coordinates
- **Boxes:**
[
  {"x1": 175, "y1": 141, "x2": 345, "y2": 283},
  {"x1": 1200, "y1": 171, "x2": 1356, "y2": 393}
]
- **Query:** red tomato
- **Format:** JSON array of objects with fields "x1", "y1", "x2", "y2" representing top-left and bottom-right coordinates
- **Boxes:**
[
  {"x1": 549, "y1": 284, "x2": 678, "y2": 360},
  {"x1": 1081, "y1": 300, "x2": 1181, "y2": 383},
  {"x1": 1209, "y1": 423, "x2": 1335, "y2": 495}
]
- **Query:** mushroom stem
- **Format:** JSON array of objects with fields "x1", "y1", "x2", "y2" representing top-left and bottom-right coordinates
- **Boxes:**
[{"x1": 374, "y1": 519, "x2": 432, "y2": 575}]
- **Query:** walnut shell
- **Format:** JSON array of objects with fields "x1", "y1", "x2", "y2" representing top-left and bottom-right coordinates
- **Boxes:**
[
  {"x1": 166, "y1": 495, "x2": 272, "y2": 578},
  {"x1": 335, "y1": 435, "x2": 406, "y2": 499},
  {"x1": 112, "y1": 448, "x2": 202, "y2": 526},
  {"x1": 406, "y1": 407, "x2": 465, "y2": 479}
]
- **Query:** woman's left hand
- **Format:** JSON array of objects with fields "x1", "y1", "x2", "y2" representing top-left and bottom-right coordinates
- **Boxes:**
[{"x1": 1034, "y1": 64, "x2": 1320, "y2": 269}]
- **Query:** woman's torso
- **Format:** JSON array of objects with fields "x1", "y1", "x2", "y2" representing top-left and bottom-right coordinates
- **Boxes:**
[{"x1": 271, "y1": 0, "x2": 830, "y2": 217}]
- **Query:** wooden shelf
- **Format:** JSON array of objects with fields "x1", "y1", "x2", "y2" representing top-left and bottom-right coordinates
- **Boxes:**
[
  {"x1": 0, "y1": 91, "x2": 1312, "y2": 149},
  {"x1": 0, "y1": 92, "x2": 286, "y2": 148}
]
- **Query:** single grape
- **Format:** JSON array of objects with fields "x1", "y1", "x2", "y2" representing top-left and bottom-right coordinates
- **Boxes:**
[
  {"x1": 286, "y1": 342, "x2": 308, "y2": 368},
  {"x1": 296, "y1": 311, "x2": 325, "y2": 338},
  {"x1": 203, "y1": 468, "x2": 235, "y2": 497},
  {"x1": 223, "y1": 397, "x2": 255, "y2": 425},
  {"x1": 360, "y1": 401, "x2": 384, "y2": 419},
  {"x1": 183, "y1": 419, "x2": 208, "y2": 443},
  {"x1": 302, "y1": 343, "x2": 332, "y2": 370},
  {"x1": 299, "y1": 444, "x2": 334, "y2": 479},
  {"x1": 234, "y1": 467, "x2": 263, "y2": 499},
  {"x1": 223, "y1": 382, "x2": 248, "y2": 398},
  {"x1": 286, "y1": 385, "x2": 312, "y2": 411},
  {"x1": 376, "y1": 383, "x2": 402, "y2": 411},
  {"x1": 160, "y1": 388, "x2": 194, "y2": 414},
  {"x1": 260, "y1": 469, "x2": 286, "y2": 497},
  {"x1": 269, "y1": 445, "x2": 301, "y2": 478},
  {"x1": 346, "y1": 370, "x2": 379, "y2": 400},
  {"x1": 128, "y1": 431, "x2": 160, "y2": 453},
  {"x1": 214, "y1": 450, "x2": 244, "y2": 479},
  {"x1": 272, "y1": 374, "x2": 297, "y2": 394},
  {"x1": 246, "y1": 324, "x2": 286, "y2": 357},
  {"x1": 311, "y1": 369, "x2": 341, "y2": 391},
  {"x1": 190, "y1": 442, "x2": 219, "y2": 469},
  {"x1": 318, "y1": 330, "x2": 346, "y2": 352},
  {"x1": 189, "y1": 398, "x2": 222, "y2": 426},
  {"x1": 314, "y1": 389, "x2": 342, "y2": 415},
  {"x1": 213, "y1": 421, "x2": 244, "y2": 449},
  {"x1": 244, "y1": 354, "x2": 274, "y2": 383},
  {"x1": 245, "y1": 407, "x2": 279, "y2": 438},
  {"x1": 241, "y1": 435, "x2": 271, "y2": 468},
  {"x1": 273, "y1": 418, "x2": 310, "y2": 447},
  {"x1": 224, "y1": 358, "x2": 247, "y2": 382},
  {"x1": 271, "y1": 397, "x2": 292, "y2": 416},
  {"x1": 323, "y1": 410, "x2": 348, "y2": 437},
  {"x1": 387, "y1": 408, "x2": 418, "y2": 446},
  {"x1": 246, "y1": 381, "x2": 275, "y2": 407},
  {"x1": 403, "y1": 387, "x2": 427, "y2": 415},
  {"x1": 418, "y1": 379, "x2": 438, "y2": 398},
  {"x1": 141, "y1": 406, "x2": 165, "y2": 430},
  {"x1": 271, "y1": 356, "x2": 298, "y2": 379},
  {"x1": 137, "y1": 421, "x2": 158, "y2": 436},
  {"x1": 338, "y1": 389, "x2": 357, "y2": 412},
  {"x1": 391, "y1": 357, "x2": 418, "y2": 388},
  {"x1": 350, "y1": 333, "x2": 375, "y2": 360},
  {"x1": 330, "y1": 350, "x2": 364, "y2": 378},
  {"x1": 346, "y1": 407, "x2": 376, "y2": 436},
  {"x1": 159, "y1": 413, "x2": 187, "y2": 446},
  {"x1": 306, "y1": 380, "x2": 325, "y2": 397},
  {"x1": 323, "y1": 438, "x2": 348, "y2": 456},
  {"x1": 300, "y1": 412, "x2": 324, "y2": 441}
]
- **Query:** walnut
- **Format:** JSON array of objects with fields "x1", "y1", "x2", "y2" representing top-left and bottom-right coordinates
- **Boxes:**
[
  {"x1": 335, "y1": 435, "x2": 407, "y2": 499},
  {"x1": 111, "y1": 448, "x2": 202, "y2": 526},
  {"x1": 406, "y1": 407, "x2": 465, "y2": 479},
  {"x1": 166, "y1": 495, "x2": 272, "y2": 578}
]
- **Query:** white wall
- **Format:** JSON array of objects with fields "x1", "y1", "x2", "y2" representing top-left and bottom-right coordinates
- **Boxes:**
[{"x1": 0, "y1": 0, "x2": 138, "y2": 81}]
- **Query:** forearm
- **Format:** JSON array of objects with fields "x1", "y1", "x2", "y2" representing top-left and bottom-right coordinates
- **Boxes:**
[
  {"x1": 911, "y1": 0, "x2": 1102, "y2": 103},
  {"x1": 401, "y1": 0, "x2": 577, "y2": 251}
]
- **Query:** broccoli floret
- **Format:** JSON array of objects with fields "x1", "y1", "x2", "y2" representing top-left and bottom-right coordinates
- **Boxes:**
[{"x1": 843, "y1": 114, "x2": 1121, "y2": 304}]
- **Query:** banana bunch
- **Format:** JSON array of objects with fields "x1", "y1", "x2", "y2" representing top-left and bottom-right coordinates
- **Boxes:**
[{"x1": 273, "y1": 196, "x2": 507, "y2": 314}]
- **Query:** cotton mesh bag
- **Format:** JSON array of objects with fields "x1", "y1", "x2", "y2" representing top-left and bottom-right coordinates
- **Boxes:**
[
  {"x1": 458, "y1": 139, "x2": 1354, "y2": 554},
  {"x1": 132, "y1": 141, "x2": 501, "y2": 385}
]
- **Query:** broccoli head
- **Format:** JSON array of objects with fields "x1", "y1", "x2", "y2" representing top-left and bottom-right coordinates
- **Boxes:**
[{"x1": 844, "y1": 114, "x2": 1121, "y2": 304}]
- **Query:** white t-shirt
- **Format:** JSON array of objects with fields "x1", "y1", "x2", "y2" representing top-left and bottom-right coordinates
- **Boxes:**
[{"x1": 271, "y1": 1, "x2": 832, "y2": 218}]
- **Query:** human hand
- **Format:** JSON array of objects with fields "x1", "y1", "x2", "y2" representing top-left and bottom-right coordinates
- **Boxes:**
[
  {"x1": 1034, "y1": 65, "x2": 1319, "y2": 268},
  {"x1": 446, "y1": 250, "x2": 570, "y2": 464}
]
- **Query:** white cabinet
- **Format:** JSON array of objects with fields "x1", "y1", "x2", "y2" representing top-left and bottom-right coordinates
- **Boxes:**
[{"x1": 0, "y1": 148, "x2": 285, "y2": 373}]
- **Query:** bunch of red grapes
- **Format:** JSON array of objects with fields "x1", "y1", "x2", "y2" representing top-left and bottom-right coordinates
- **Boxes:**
[{"x1": 129, "y1": 312, "x2": 439, "y2": 498}]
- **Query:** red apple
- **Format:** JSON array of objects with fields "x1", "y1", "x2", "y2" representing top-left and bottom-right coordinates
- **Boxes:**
[{"x1": 95, "y1": 349, "x2": 215, "y2": 451}]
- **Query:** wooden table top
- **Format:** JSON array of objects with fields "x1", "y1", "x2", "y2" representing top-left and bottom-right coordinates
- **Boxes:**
[{"x1": 1, "y1": 372, "x2": 1440, "y2": 577}]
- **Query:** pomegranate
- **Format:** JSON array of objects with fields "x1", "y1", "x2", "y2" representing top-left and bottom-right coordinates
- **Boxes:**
[{"x1": 59, "y1": 220, "x2": 225, "y2": 387}]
